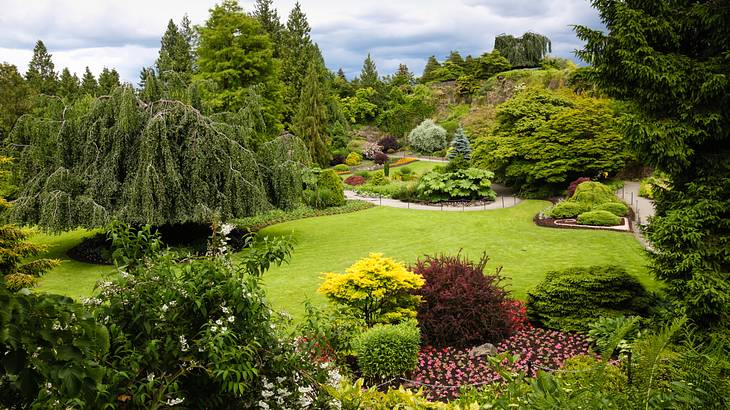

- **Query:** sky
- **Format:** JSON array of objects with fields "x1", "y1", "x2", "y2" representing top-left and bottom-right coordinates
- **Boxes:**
[{"x1": 0, "y1": 0, "x2": 604, "y2": 84}]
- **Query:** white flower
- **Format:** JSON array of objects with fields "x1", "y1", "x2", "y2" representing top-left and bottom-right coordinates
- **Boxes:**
[
  {"x1": 179, "y1": 335, "x2": 189, "y2": 352},
  {"x1": 215, "y1": 318, "x2": 223, "y2": 326},
  {"x1": 298, "y1": 385, "x2": 313, "y2": 394},
  {"x1": 221, "y1": 223, "x2": 235, "y2": 236},
  {"x1": 221, "y1": 306, "x2": 229, "y2": 314},
  {"x1": 211, "y1": 325, "x2": 218, "y2": 332},
  {"x1": 276, "y1": 376, "x2": 286, "y2": 384},
  {"x1": 46, "y1": 382, "x2": 52, "y2": 389},
  {"x1": 147, "y1": 373, "x2": 155, "y2": 382},
  {"x1": 166, "y1": 397, "x2": 185, "y2": 406},
  {"x1": 220, "y1": 326, "x2": 228, "y2": 332},
  {"x1": 161, "y1": 304, "x2": 169, "y2": 312},
  {"x1": 227, "y1": 315, "x2": 235, "y2": 323},
  {"x1": 261, "y1": 390, "x2": 275, "y2": 398},
  {"x1": 258, "y1": 400, "x2": 270, "y2": 409}
]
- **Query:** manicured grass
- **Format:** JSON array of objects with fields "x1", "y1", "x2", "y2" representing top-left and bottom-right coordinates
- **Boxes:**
[
  {"x1": 32, "y1": 229, "x2": 113, "y2": 299},
  {"x1": 259, "y1": 200, "x2": 657, "y2": 319}
]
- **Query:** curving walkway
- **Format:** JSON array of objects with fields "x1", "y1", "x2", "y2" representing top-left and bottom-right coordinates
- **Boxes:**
[{"x1": 345, "y1": 184, "x2": 522, "y2": 212}]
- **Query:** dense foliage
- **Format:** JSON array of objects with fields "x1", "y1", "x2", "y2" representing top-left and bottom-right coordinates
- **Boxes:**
[
  {"x1": 472, "y1": 89, "x2": 629, "y2": 194},
  {"x1": 576, "y1": 210, "x2": 621, "y2": 226},
  {"x1": 493, "y1": 32, "x2": 551, "y2": 68},
  {"x1": 355, "y1": 320, "x2": 421, "y2": 380},
  {"x1": 412, "y1": 253, "x2": 511, "y2": 347},
  {"x1": 527, "y1": 265, "x2": 648, "y2": 331},
  {"x1": 576, "y1": 0, "x2": 730, "y2": 327},
  {"x1": 257, "y1": 132, "x2": 312, "y2": 210},
  {"x1": 416, "y1": 168, "x2": 496, "y2": 202},
  {"x1": 407, "y1": 119, "x2": 447, "y2": 154},
  {"x1": 318, "y1": 253, "x2": 424, "y2": 326}
]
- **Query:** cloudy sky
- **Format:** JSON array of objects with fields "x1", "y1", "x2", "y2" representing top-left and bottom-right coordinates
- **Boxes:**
[{"x1": 0, "y1": 0, "x2": 603, "y2": 84}]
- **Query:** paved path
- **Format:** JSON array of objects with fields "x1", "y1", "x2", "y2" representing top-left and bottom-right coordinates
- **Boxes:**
[
  {"x1": 345, "y1": 184, "x2": 522, "y2": 212},
  {"x1": 389, "y1": 152, "x2": 448, "y2": 163},
  {"x1": 617, "y1": 181, "x2": 655, "y2": 225}
]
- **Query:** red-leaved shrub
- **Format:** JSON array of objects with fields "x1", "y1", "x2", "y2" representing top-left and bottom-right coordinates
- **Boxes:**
[
  {"x1": 373, "y1": 151, "x2": 389, "y2": 165},
  {"x1": 412, "y1": 253, "x2": 512, "y2": 348},
  {"x1": 505, "y1": 300, "x2": 530, "y2": 333},
  {"x1": 378, "y1": 136, "x2": 400, "y2": 153},
  {"x1": 344, "y1": 175, "x2": 366, "y2": 186},
  {"x1": 567, "y1": 177, "x2": 591, "y2": 197}
]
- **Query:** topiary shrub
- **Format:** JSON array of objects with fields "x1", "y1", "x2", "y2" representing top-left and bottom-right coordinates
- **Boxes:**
[
  {"x1": 355, "y1": 320, "x2": 420, "y2": 380},
  {"x1": 317, "y1": 169, "x2": 346, "y2": 206},
  {"x1": 567, "y1": 177, "x2": 591, "y2": 197},
  {"x1": 318, "y1": 253, "x2": 424, "y2": 326},
  {"x1": 527, "y1": 265, "x2": 648, "y2": 331},
  {"x1": 369, "y1": 170, "x2": 389, "y2": 186},
  {"x1": 407, "y1": 119, "x2": 447, "y2": 154},
  {"x1": 373, "y1": 151, "x2": 389, "y2": 165},
  {"x1": 548, "y1": 201, "x2": 592, "y2": 219},
  {"x1": 593, "y1": 202, "x2": 629, "y2": 217},
  {"x1": 334, "y1": 164, "x2": 350, "y2": 172},
  {"x1": 577, "y1": 210, "x2": 621, "y2": 226},
  {"x1": 345, "y1": 152, "x2": 362, "y2": 166},
  {"x1": 412, "y1": 253, "x2": 512, "y2": 347},
  {"x1": 344, "y1": 175, "x2": 366, "y2": 186},
  {"x1": 377, "y1": 136, "x2": 400, "y2": 153},
  {"x1": 571, "y1": 181, "x2": 617, "y2": 205}
]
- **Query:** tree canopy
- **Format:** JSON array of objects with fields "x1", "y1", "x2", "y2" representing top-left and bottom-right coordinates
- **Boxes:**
[{"x1": 494, "y1": 32, "x2": 551, "y2": 68}]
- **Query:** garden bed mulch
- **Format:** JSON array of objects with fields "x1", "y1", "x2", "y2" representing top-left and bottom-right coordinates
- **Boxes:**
[{"x1": 534, "y1": 211, "x2": 635, "y2": 232}]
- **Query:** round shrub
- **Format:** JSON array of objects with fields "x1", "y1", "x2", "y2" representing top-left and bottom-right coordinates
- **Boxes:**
[
  {"x1": 345, "y1": 152, "x2": 362, "y2": 166},
  {"x1": 344, "y1": 175, "x2": 366, "y2": 186},
  {"x1": 526, "y1": 265, "x2": 648, "y2": 331},
  {"x1": 353, "y1": 170, "x2": 370, "y2": 178},
  {"x1": 412, "y1": 253, "x2": 512, "y2": 347},
  {"x1": 333, "y1": 164, "x2": 350, "y2": 172},
  {"x1": 567, "y1": 177, "x2": 591, "y2": 197},
  {"x1": 305, "y1": 170, "x2": 345, "y2": 208},
  {"x1": 373, "y1": 151, "x2": 389, "y2": 165},
  {"x1": 407, "y1": 119, "x2": 447, "y2": 154},
  {"x1": 571, "y1": 181, "x2": 617, "y2": 205},
  {"x1": 369, "y1": 170, "x2": 389, "y2": 186},
  {"x1": 548, "y1": 201, "x2": 591, "y2": 219},
  {"x1": 355, "y1": 320, "x2": 420, "y2": 380},
  {"x1": 577, "y1": 210, "x2": 621, "y2": 226},
  {"x1": 593, "y1": 201, "x2": 629, "y2": 217},
  {"x1": 377, "y1": 136, "x2": 400, "y2": 153},
  {"x1": 3, "y1": 273, "x2": 37, "y2": 291}
]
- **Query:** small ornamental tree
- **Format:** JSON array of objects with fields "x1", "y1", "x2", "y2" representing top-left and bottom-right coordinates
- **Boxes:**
[
  {"x1": 257, "y1": 132, "x2": 312, "y2": 210},
  {"x1": 318, "y1": 253, "x2": 425, "y2": 326},
  {"x1": 407, "y1": 119, "x2": 447, "y2": 154},
  {"x1": 448, "y1": 126, "x2": 472, "y2": 160},
  {"x1": 412, "y1": 253, "x2": 512, "y2": 347}
]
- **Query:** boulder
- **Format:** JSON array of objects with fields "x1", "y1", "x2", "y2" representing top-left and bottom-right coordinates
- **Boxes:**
[{"x1": 469, "y1": 342, "x2": 497, "y2": 357}]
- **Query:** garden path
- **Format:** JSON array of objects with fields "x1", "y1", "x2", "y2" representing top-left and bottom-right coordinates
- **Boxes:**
[{"x1": 617, "y1": 181, "x2": 655, "y2": 225}]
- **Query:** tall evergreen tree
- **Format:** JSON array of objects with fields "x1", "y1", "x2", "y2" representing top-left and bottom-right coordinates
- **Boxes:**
[
  {"x1": 80, "y1": 67, "x2": 98, "y2": 96},
  {"x1": 98, "y1": 68, "x2": 121, "y2": 94},
  {"x1": 0, "y1": 64, "x2": 33, "y2": 139},
  {"x1": 420, "y1": 55, "x2": 441, "y2": 83},
  {"x1": 293, "y1": 62, "x2": 330, "y2": 167},
  {"x1": 280, "y1": 2, "x2": 318, "y2": 125},
  {"x1": 392, "y1": 63, "x2": 414, "y2": 88},
  {"x1": 195, "y1": 0, "x2": 281, "y2": 132},
  {"x1": 179, "y1": 14, "x2": 199, "y2": 68},
  {"x1": 576, "y1": 0, "x2": 730, "y2": 327},
  {"x1": 57, "y1": 68, "x2": 80, "y2": 100},
  {"x1": 253, "y1": 0, "x2": 285, "y2": 57},
  {"x1": 359, "y1": 53, "x2": 379, "y2": 89},
  {"x1": 139, "y1": 68, "x2": 162, "y2": 103},
  {"x1": 332, "y1": 68, "x2": 353, "y2": 98},
  {"x1": 448, "y1": 126, "x2": 472, "y2": 160},
  {"x1": 156, "y1": 19, "x2": 193, "y2": 83},
  {"x1": 447, "y1": 50, "x2": 465, "y2": 67},
  {"x1": 25, "y1": 40, "x2": 57, "y2": 95}
]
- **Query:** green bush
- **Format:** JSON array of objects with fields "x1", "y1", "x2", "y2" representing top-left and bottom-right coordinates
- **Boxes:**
[
  {"x1": 334, "y1": 164, "x2": 350, "y2": 172},
  {"x1": 571, "y1": 181, "x2": 618, "y2": 205},
  {"x1": 369, "y1": 170, "x2": 389, "y2": 186},
  {"x1": 355, "y1": 320, "x2": 420, "y2": 380},
  {"x1": 416, "y1": 168, "x2": 496, "y2": 202},
  {"x1": 345, "y1": 152, "x2": 362, "y2": 166},
  {"x1": 587, "y1": 315, "x2": 641, "y2": 354},
  {"x1": 527, "y1": 265, "x2": 648, "y2": 331},
  {"x1": 577, "y1": 210, "x2": 621, "y2": 226},
  {"x1": 235, "y1": 201, "x2": 374, "y2": 231},
  {"x1": 354, "y1": 170, "x2": 370, "y2": 178},
  {"x1": 593, "y1": 202, "x2": 628, "y2": 217},
  {"x1": 317, "y1": 169, "x2": 346, "y2": 207},
  {"x1": 407, "y1": 119, "x2": 447, "y2": 154},
  {"x1": 548, "y1": 201, "x2": 591, "y2": 218}
]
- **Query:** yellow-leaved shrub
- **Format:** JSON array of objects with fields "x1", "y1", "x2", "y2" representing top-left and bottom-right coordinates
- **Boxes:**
[{"x1": 318, "y1": 253, "x2": 424, "y2": 326}]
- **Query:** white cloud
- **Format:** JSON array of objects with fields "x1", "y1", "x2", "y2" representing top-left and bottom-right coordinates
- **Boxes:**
[{"x1": 0, "y1": 0, "x2": 603, "y2": 83}]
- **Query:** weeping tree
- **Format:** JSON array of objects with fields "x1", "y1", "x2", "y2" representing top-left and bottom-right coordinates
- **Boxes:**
[
  {"x1": 494, "y1": 32, "x2": 551, "y2": 68},
  {"x1": 6, "y1": 86, "x2": 273, "y2": 232},
  {"x1": 257, "y1": 132, "x2": 311, "y2": 210}
]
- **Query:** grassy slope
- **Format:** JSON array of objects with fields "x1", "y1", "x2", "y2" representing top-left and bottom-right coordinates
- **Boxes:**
[{"x1": 260, "y1": 200, "x2": 656, "y2": 319}]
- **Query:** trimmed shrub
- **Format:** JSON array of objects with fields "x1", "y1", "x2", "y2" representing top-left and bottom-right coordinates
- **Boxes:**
[
  {"x1": 527, "y1": 265, "x2": 648, "y2": 331},
  {"x1": 305, "y1": 170, "x2": 345, "y2": 209},
  {"x1": 355, "y1": 321, "x2": 420, "y2": 380},
  {"x1": 548, "y1": 201, "x2": 591, "y2": 218},
  {"x1": 408, "y1": 119, "x2": 448, "y2": 154},
  {"x1": 354, "y1": 170, "x2": 370, "y2": 178},
  {"x1": 344, "y1": 175, "x2": 366, "y2": 186},
  {"x1": 369, "y1": 170, "x2": 389, "y2": 186},
  {"x1": 412, "y1": 253, "x2": 512, "y2": 347},
  {"x1": 334, "y1": 164, "x2": 350, "y2": 172},
  {"x1": 377, "y1": 136, "x2": 400, "y2": 153},
  {"x1": 577, "y1": 210, "x2": 621, "y2": 226},
  {"x1": 362, "y1": 141, "x2": 382, "y2": 160},
  {"x1": 345, "y1": 152, "x2": 362, "y2": 166},
  {"x1": 373, "y1": 151, "x2": 389, "y2": 165},
  {"x1": 567, "y1": 177, "x2": 591, "y2": 197},
  {"x1": 391, "y1": 184, "x2": 419, "y2": 202},
  {"x1": 593, "y1": 202, "x2": 629, "y2": 217},
  {"x1": 571, "y1": 181, "x2": 617, "y2": 205}
]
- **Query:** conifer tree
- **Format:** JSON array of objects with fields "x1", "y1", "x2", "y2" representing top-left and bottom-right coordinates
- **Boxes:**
[
  {"x1": 448, "y1": 126, "x2": 472, "y2": 160},
  {"x1": 179, "y1": 14, "x2": 199, "y2": 67},
  {"x1": 420, "y1": 55, "x2": 441, "y2": 83},
  {"x1": 57, "y1": 68, "x2": 80, "y2": 100},
  {"x1": 0, "y1": 64, "x2": 33, "y2": 139},
  {"x1": 359, "y1": 53, "x2": 379, "y2": 89},
  {"x1": 80, "y1": 67, "x2": 98, "y2": 96},
  {"x1": 139, "y1": 68, "x2": 162, "y2": 102},
  {"x1": 293, "y1": 62, "x2": 330, "y2": 167},
  {"x1": 280, "y1": 2, "x2": 318, "y2": 125},
  {"x1": 156, "y1": 19, "x2": 193, "y2": 83},
  {"x1": 25, "y1": 40, "x2": 57, "y2": 95},
  {"x1": 392, "y1": 64, "x2": 414, "y2": 88},
  {"x1": 447, "y1": 50, "x2": 465, "y2": 67},
  {"x1": 98, "y1": 68, "x2": 121, "y2": 94},
  {"x1": 332, "y1": 67, "x2": 353, "y2": 98},
  {"x1": 253, "y1": 0, "x2": 285, "y2": 57}
]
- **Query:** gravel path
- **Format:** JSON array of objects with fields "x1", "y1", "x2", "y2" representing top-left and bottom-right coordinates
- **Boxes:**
[{"x1": 617, "y1": 181, "x2": 656, "y2": 225}]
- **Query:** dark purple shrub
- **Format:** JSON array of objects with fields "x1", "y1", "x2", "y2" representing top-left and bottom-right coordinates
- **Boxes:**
[
  {"x1": 344, "y1": 175, "x2": 366, "y2": 186},
  {"x1": 330, "y1": 154, "x2": 346, "y2": 166},
  {"x1": 412, "y1": 253, "x2": 512, "y2": 348},
  {"x1": 377, "y1": 136, "x2": 400, "y2": 153},
  {"x1": 567, "y1": 177, "x2": 591, "y2": 197},
  {"x1": 373, "y1": 151, "x2": 389, "y2": 165}
]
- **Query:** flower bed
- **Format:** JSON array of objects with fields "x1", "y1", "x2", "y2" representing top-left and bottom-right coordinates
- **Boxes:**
[
  {"x1": 405, "y1": 327, "x2": 593, "y2": 401},
  {"x1": 391, "y1": 157, "x2": 418, "y2": 167}
]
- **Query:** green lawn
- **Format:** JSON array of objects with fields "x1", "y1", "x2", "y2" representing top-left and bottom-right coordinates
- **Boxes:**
[
  {"x1": 32, "y1": 200, "x2": 657, "y2": 321},
  {"x1": 259, "y1": 200, "x2": 656, "y2": 319}
]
